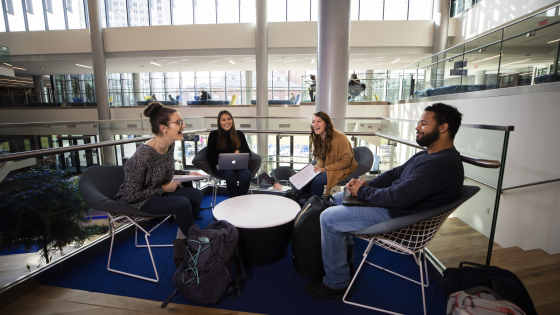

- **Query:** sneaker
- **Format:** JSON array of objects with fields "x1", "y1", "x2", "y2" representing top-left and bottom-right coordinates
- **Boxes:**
[{"x1": 305, "y1": 280, "x2": 348, "y2": 300}]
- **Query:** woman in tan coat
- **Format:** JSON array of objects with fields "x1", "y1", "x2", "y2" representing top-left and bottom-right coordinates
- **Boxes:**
[{"x1": 304, "y1": 111, "x2": 358, "y2": 196}]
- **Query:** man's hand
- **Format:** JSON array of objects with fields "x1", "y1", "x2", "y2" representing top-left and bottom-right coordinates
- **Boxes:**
[
  {"x1": 162, "y1": 181, "x2": 181, "y2": 193},
  {"x1": 347, "y1": 179, "x2": 367, "y2": 196},
  {"x1": 314, "y1": 166, "x2": 326, "y2": 173}
]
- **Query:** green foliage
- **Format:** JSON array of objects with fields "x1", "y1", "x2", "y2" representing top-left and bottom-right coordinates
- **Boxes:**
[{"x1": 0, "y1": 167, "x2": 91, "y2": 264}]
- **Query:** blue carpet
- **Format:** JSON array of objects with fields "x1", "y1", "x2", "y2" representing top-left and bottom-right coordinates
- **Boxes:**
[{"x1": 49, "y1": 194, "x2": 446, "y2": 315}]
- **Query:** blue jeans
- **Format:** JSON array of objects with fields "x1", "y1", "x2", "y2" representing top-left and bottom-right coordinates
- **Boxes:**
[
  {"x1": 303, "y1": 171, "x2": 328, "y2": 196},
  {"x1": 320, "y1": 192, "x2": 392, "y2": 290},
  {"x1": 212, "y1": 166, "x2": 251, "y2": 198}
]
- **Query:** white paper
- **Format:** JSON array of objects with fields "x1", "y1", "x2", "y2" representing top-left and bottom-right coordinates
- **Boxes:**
[
  {"x1": 289, "y1": 164, "x2": 322, "y2": 190},
  {"x1": 173, "y1": 171, "x2": 210, "y2": 182}
]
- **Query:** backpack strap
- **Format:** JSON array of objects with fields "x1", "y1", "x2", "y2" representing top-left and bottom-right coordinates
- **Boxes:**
[
  {"x1": 229, "y1": 227, "x2": 247, "y2": 302},
  {"x1": 161, "y1": 289, "x2": 177, "y2": 308}
]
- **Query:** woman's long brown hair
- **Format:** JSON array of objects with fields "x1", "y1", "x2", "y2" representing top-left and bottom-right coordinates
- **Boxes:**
[
  {"x1": 216, "y1": 110, "x2": 241, "y2": 150},
  {"x1": 309, "y1": 111, "x2": 334, "y2": 161}
]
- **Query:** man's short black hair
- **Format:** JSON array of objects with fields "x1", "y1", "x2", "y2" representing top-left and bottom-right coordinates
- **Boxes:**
[{"x1": 424, "y1": 103, "x2": 463, "y2": 139}]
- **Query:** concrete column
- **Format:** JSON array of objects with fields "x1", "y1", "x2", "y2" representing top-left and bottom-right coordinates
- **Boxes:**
[
  {"x1": 87, "y1": 0, "x2": 115, "y2": 165},
  {"x1": 33, "y1": 76, "x2": 44, "y2": 103},
  {"x1": 245, "y1": 71, "x2": 253, "y2": 105},
  {"x1": 317, "y1": 0, "x2": 350, "y2": 124},
  {"x1": 474, "y1": 70, "x2": 486, "y2": 85},
  {"x1": 365, "y1": 70, "x2": 373, "y2": 101},
  {"x1": 255, "y1": 0, "x2": 268, "y2": 167},
  {"x1": 79, "y1": 75, "x2": 87, "y2": 101},
  {"x1": 64, "y1": 75, "x2": 73, "y2": 103},
  {"x1": 133, "y1": 73, "x2": 142, "y2": 105},
  {"x1": 433, "y1": 0, "x2": 450, "y2": 55}
]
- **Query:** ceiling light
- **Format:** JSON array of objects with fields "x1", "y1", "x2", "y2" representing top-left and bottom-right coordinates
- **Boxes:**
[
  {"x1": 502, "y1": 59, "x2": 531, "y2": 66},
  {"x1": 547, "y1": 38, "x2": 560, "y2": 43},
  {"x1": 181, "y1": 59, "x2": 189, "y2": 61},
  {"x1": 474, "y1": 55, "x2": 501, "y2": 63},
  {"x1": 76, "y1": 64, "x2": 92, "y2": 68},
  {"x1": 150, "y1": 62, "x2": 161, "y2": 66},
  {"x1": 311, "y1": 59, "x2": 315, "y2": 64},
  {"x1": 229, "y1": 60, "x2": 235, "y2": 65},
  {"x1": 3, "y1": 63, "x2": 11, "y2": 67},
  {"x1": 391, "y1": 59, "x2": 400, "y2": 63},
  {"x1": 13, "y1": 67, "x2": 26, "y2": 70}
]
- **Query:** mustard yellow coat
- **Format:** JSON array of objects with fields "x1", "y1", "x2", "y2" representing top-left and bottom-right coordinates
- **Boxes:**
[{"x1": 315, "y1": 129, "x2": 358, "y2": 195}]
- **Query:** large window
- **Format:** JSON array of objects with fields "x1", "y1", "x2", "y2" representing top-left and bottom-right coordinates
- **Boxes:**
[
  {"x1": 451, "y1": 0, "x2": 483, "y2": 17},
  {"x1": 26, "y1": 0, "x2": 46, "y2": 30},
  {"x1": 194, "y1": 0, "x2": 216, "y2": 24},
  {"x1": 360, "y1": 0, "x2": 384, "y2": 21},
  {"x1": 239, "y1": 0, "x2": 255, "y2": 23},
  {"x1": 172, "y1": 0, "x2": 193, "y2": 25},
  {"x1": 217, "y1": 0, "x2": 239, "y2": 24},
  {"x1": 67, "y1": 0, "x2": 87, "y2": 29},
  {"x1": 6, "y1": 0, "x2": 26, "y2": 31},
  {"x1": 150, "y1": 0, "x2": 170, "y2": 25},
  {"x1": 129, "y1": 0, "x2": 149, "y2": 26}
]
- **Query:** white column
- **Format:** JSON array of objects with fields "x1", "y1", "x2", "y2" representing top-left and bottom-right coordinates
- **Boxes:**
[
  {"x1": 245, "y1": 71, "x2": 253, "y2": 105},
  {"x1": 256, "y1": 0, "x2": 268, "y2": 166}
]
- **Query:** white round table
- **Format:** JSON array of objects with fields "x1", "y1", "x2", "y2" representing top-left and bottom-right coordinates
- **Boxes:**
[{"x1": 213, "y1": 194, "x2": 300, "y2": 265}]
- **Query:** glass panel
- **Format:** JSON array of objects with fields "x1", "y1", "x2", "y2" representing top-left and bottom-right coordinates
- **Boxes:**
[
  {"x1": 26, "y1": 0, "x2": 47, "y2": 30},
  {"x1": 465, "y1": 30, "x2": 502, "y2": 53},
  {"x1": 150, "y1": 72, "x2": 164, "y2": 101},
  {"x1": 226, "y1": 71, "x2": 241, "y2": 103},
  {"x1": 108, "y1": 0, "x2": 128, "y2": 27},
  {"x1": 350, "y1": 0, "x2": 358, "y2": 20},
  {"x1": 359, "y1": 0, "x2": 383, "y2": 21},
  {"x1": 386, "y1": 70, "x2": 403, "y2": 102},
  {"x1": 267, "y1": 0, "x2": 286, "y2": 22},
  {"x1": 287, "y1": 0, "x2": 310, "y2": 22},
  {"x1": 151, "y1": 0, "x2": 171, "y2": 26},
  {"x1": 67, "y1": 0, "x2": 86, "y2": 29},
  {"x1": 461, "y1": 41, "x2": 502, "y2": 92},
  {"x1": 217, "y1": 0, "x2": 239, "y2": 24},
  {"x1": 384, "y1": 0, "x2": 408, "y2": 20},
  {"x1": 6, "y1": 0, "x2": 26, "y2": 31},
  {"x1": 172, "y1": 0, "x2": 193, "y2": 25},
  {"x1": 434, "y1": 55, "x2": 463, "y2": 96},
  {"x1": 500, "y1": 22, "x2": 560, "y2": 87},
  {"x1": 46, "y1": 0, "x2": 66, "y2": 30},
  {"x1": 239, "y1": 0, "x2": 255, "y2": 23},
  {"x1": 194, "y1": 0, "x2": 215, "y2": 24},
  {"x1": 310, "y1": 0, "x2": 317, "y2": 21},
  {"x1": 195, "y1": 71, "x2": 209, "y2": 97},
  {"x1": 402, "y1": 65, "x2": 418, "y2": 99},
  {"x1": 100, "y1": 0, "x2": 107, "y2": 28},
  {"x1": 408, "y1": 0, "x2": 432, "y2": 20},
  {"x1": 129, "y1": 0, "x2": 150, "y2": 26}
]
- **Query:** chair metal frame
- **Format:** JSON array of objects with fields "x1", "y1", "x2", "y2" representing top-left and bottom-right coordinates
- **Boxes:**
[
  {"x1": 106, "y1": 212, "x2": 174, "y2": 283},
  {"x1": 343, "y1": 208, "x2": 456, "y2": 315},
  {"x1": 209, "y1": 176, "x2": 253, "y2": 209}
]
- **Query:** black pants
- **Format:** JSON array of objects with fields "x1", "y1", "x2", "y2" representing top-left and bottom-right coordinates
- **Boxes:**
[{"x1": 141, "y1": 186, "x2": 203, "y2": 235}]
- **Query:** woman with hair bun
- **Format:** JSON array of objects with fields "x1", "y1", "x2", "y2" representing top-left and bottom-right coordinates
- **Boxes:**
[
  {"x1": 305, "y1": 111, "x2": 358, "y2": 196},
  {"x1": 114, "y1": 102, "x2": 203, "y2": 239},
  {"x1": 207, "y1": 110, "x2": 252, "y2": 198}
]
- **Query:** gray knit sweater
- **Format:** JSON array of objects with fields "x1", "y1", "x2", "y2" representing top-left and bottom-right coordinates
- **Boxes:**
[{"x1": 114, "y1": 143, "x2": 175, "y2": 210}]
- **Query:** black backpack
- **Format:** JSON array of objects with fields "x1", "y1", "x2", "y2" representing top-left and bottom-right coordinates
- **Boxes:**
[
  {"x1": 283, "y1": 188, "x2": 312, "y2": 207},
  {"x1": 162, "y1": 221, "x2": 246, "y2": 307},
  {"x1": 443, "y1": 261, "x2": 537, "y2": 315},
  {"x1": 291, "y1": 195, "x2": 335, "y2": 280}
]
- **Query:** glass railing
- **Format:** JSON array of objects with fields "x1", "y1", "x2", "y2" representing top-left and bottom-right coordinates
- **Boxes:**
[
  {"x1": 394, "y1": 5, "x2": 560, "y2": 101},
  {"x1": 0, "y1": 116, "x2": 513, "y2": 291}
]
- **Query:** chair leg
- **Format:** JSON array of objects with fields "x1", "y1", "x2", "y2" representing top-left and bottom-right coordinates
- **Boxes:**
[
  {"x1": 107, "y1": 215, "x2": 172, "y2": 283},
  {"x1": 342, "y1": 240, "x2": 429, "y2": 315},
  {"x1": 211, "y1": 178, "x2": 219, "y2": 209}
]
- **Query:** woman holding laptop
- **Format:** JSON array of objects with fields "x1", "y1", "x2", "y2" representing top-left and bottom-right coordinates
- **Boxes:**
[
  {"x1": 305, "y1": 111, "x2": 358, "y2": 196},
  {"x1": 207, "y1": 110, "x2": 252, "y2": 198},
  {"x1": 114, "y1": 102, "x2": 203, "y2": 239}
]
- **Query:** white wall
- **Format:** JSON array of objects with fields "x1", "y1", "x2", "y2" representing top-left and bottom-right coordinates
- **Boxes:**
[
  {"x1": 390, "y1": 86, "x2": 560, "y2": 254},
  {"x1": 0, "y1": 29, "x2": 91, "y2": 55},
  {"x1": 451, "y1": 0, "x2": 560, "y2": 46}
]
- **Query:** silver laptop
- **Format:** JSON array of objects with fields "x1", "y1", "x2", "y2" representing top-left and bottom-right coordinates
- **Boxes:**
[{"x1": 217, "y1": 153, "x2": 250, "y2": 170}]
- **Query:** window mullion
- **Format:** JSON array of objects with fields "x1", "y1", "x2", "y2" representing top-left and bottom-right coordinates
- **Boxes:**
[
  {"x1": 62, "y1": 0, "x2": 69, "y2": 29},
  {"x1": 21, "y1": 0, "x2": 30, "y2": 31}
]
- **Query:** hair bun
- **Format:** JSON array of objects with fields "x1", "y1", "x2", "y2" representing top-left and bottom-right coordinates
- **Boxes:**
[{"x1": 144, "y1": 102, "x2": 163, "y2": 118}]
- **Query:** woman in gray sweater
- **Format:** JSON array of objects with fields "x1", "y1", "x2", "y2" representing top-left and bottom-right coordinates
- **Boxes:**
[{"x1": 114, "y1": 102, "x2": 203, "y2": 238}]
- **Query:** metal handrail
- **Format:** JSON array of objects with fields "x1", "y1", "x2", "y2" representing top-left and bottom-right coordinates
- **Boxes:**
[
  {"x1": 0, "y1": 128, "x2": 502, "y2": 169},
  {"x1": 502, "y1": 177, "x2": 560, "y2": 192}
]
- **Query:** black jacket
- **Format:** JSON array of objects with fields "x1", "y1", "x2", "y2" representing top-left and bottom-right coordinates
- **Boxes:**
[{"x1": 207, "y1": 130, "x2": 251, "y2": 166}]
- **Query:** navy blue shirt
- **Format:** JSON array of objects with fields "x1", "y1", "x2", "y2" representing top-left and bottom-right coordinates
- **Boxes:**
[{"x1": 357, "y1": 147, "x2": 464, "y2": 218}]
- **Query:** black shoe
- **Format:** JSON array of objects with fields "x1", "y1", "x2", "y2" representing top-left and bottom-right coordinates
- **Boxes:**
[{"x1": 305, "y1": 280, "x2": 348, "y2": 300}]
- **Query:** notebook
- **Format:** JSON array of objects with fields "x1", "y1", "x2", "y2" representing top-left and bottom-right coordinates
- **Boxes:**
[
  {"x1": 289, "y1": 164, "x2": 322, "y2": 190},
  {"x1": 342, "y1": 187, "x2": 374, "y2": 207},
  {"x1": 217, "y1": 153, "x2": 250, "y2": 170}
]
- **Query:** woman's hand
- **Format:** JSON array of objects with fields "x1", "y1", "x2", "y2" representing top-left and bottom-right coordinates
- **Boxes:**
[
  {"x1": 234, "y1": 150, "x2": 240, "y2": 153},
  {"x1": 189, "y1": 172, "x2": 203, "y2": 176},
  {"x1": 314, "y1": 166, "x2": 326, "y2": 173},
  {"x1": 162, "y1": 181, "x2": 181, "y2": 193}
]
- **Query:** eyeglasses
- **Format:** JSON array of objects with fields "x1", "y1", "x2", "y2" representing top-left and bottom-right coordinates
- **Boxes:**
[{"x1": 166, "y1": 119, "x2": 185, "y2": 127}]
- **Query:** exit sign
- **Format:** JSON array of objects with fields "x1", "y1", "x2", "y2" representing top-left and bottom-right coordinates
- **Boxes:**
[{"x1": 539, "y1": 19, "x2": 549, "y2": 27}]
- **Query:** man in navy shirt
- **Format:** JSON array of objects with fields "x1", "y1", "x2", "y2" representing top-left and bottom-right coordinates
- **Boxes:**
[{"x1": 306, "y1": 103, "x2": 464, "y2": 300}]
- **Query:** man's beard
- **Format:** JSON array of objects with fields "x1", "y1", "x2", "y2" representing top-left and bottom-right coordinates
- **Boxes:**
[{"x1": 416, "y1": 127, "x2": 440, "y2": 147}]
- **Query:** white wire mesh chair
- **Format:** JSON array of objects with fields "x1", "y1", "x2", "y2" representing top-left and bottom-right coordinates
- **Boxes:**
[
  {"x1": 79, "y1": 165, "x2": 175, "y2": 283},
  {"x1": 343, "y1": 185, "x2": 480, "y2": 315}
]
